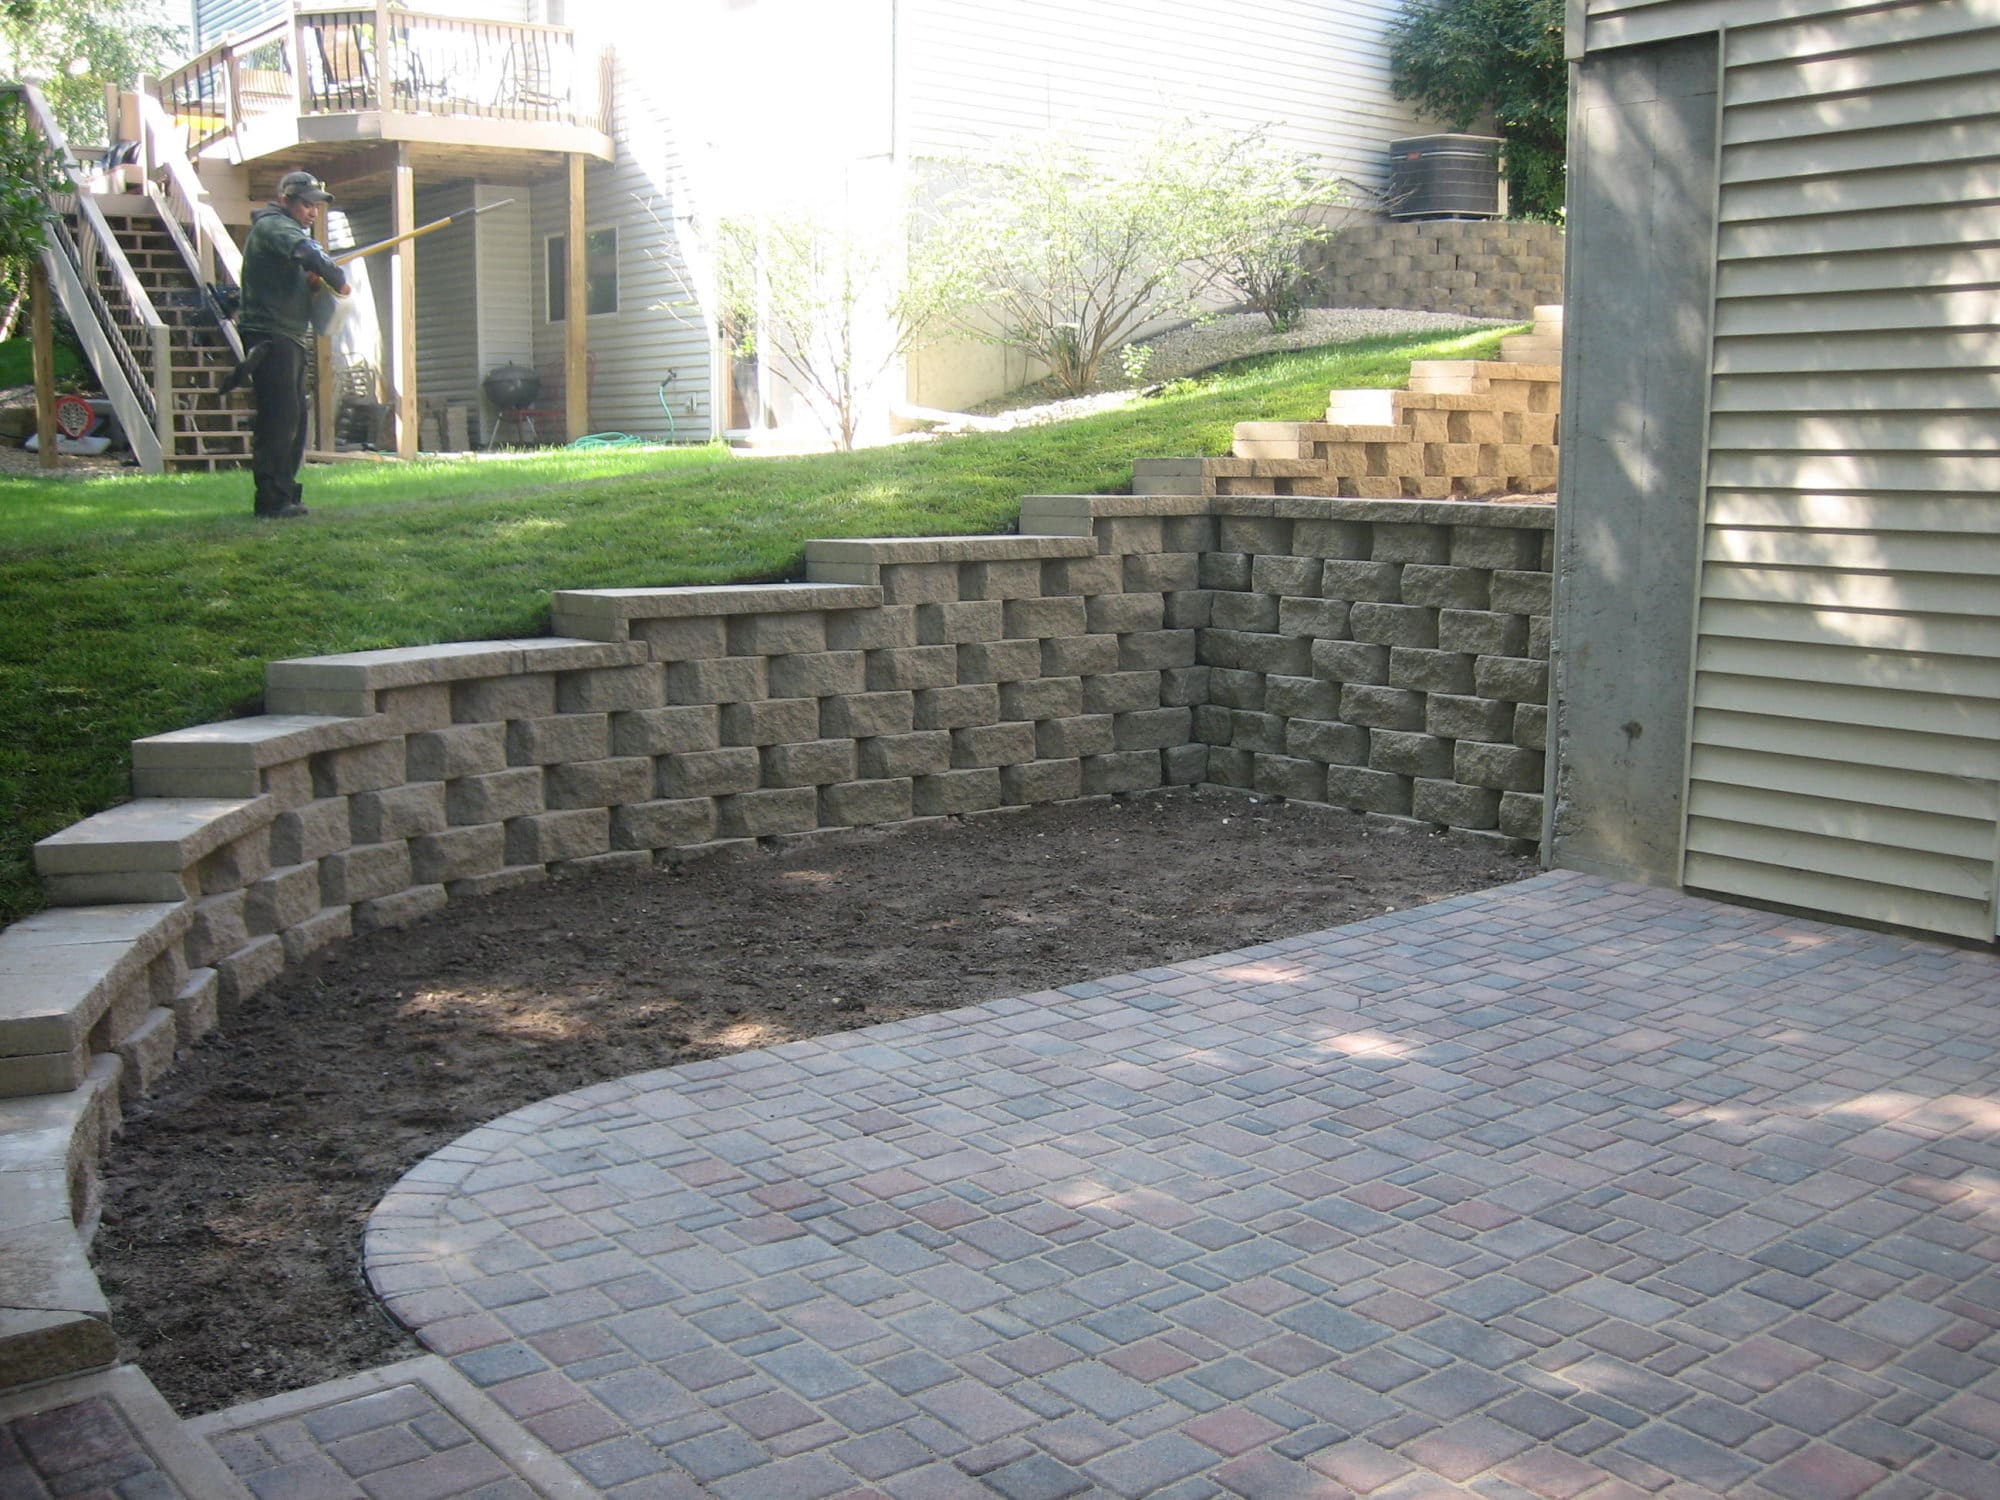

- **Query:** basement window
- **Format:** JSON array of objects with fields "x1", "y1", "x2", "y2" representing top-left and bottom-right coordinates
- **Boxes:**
[{"x1": 546, "y1": 228, "x2": 618, "y2": 320}]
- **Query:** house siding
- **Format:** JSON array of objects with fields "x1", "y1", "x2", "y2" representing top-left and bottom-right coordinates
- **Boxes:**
[
  {"x1": 528, "y1": 41, "x2": 713, "y2": 443},
  {"x1": 193, "y1": 0, "x2": 285, "y2": 49},
  {"x1": 1679, "y1": 0, "x2": 2000, "y2": 940},
  {"x1": 414, "y1": 185, "x2": 482, "y2": 443},
  {"x1": 1575, "y1": 0, "x2": 1895, "y2": 54},
  {"x1": 900, "y1": 0, "x2": 1431, "y2": 197},
  {"x1": 474, "y1": 184, "x2": 535, "y2": 444}
]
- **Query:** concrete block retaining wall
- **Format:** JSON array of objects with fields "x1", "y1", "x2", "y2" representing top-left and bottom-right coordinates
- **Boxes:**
[
  {"x1": 1311, "y1": 219, "x2": 1566, "y2": 322},
  {"x1": 0, "y1": 491, "x2": 1552, "y2": 1391}
]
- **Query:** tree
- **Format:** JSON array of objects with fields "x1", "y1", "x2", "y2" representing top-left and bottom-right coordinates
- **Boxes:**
[
  {"x1": 0, "y1": 86, "x2": 67, "y2": 337},
  {"x1": 1196, "y1": 137, "x2": 1352, "y2": 333},
  {"x1": 711, "y1": 203, "x2": 952, "y2": 452},
  {"x1": 0, "y1": 0, "x2": 185, "y2": 147},
  {"x1": 1389, "y1": 0, "x2": 1566, "y2": 221},
  {"x1": 914, "y1": 124, "x2": 1349, "y2": 395}
]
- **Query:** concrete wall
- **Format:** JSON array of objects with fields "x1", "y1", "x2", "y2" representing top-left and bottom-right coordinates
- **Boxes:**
[
  {"x1": 1310, "y1": 220, "x2": 1566, "y2": 323},
  {"x1": 1545, "y1": 36, "x2": 1718, "y2": 885}
]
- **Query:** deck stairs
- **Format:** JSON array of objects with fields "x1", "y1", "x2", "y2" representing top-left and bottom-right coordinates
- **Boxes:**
[
  {"x1": 85, "y1": 210, "x2": 255, "y2": 470},
  {"x1": 12, "y1": 80, "x2": 255, "y2": 473},
  {"x1": 1135, "y1": 304, "x2": 1565, "y2": 501}
]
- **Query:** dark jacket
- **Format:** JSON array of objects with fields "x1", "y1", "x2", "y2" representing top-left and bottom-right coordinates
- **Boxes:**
[{"x1": 238, "y1": 205, "x2": 349, "y2": 344}]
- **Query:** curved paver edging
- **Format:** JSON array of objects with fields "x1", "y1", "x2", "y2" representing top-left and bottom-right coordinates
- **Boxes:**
[
  {"x1": 358, "y1": 872, "x2": 2000, "y2": 1499},
  {"x1": 0, "y1": 492, "x2": 1556, "y2": 1392}
]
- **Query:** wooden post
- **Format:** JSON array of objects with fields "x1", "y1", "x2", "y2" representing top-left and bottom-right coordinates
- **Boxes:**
[
  {"x1": 30, "y1": 260, "x2": 57, "y2": 471},
  {"x1": 314, "y1": 210, "x2": 337, "y2": 453},
  {"x1": 392, "y1": 142, "x2": 418, "y2": 458},
  {"x1": 565, "y1": 153, "x2": 587, "y2": 443},
  {"x1": 375, "y1": 0, "x2": 392, "y2": 111}
]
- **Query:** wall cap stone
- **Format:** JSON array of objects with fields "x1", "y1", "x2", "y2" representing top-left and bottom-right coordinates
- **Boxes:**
[
  {"x1": 133, "y1": 714, "x2": 394, "y2": 771},
  {"x1": 34, "y1": 797, "x2": 276, "y2": 876},
  {"x1": 268, "y1": 638, "x2": 644, "y2": 694},
  {"x1": 0, "y1": 903, "x2": 191, "y2": 1059}
]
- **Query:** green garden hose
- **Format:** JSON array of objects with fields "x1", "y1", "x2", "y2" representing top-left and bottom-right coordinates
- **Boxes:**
[{"x1": 562, "y1": 376, "x2": 683, "y2": 449}]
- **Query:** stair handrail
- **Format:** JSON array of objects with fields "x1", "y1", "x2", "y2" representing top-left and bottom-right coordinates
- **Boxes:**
[
  {"x1": 8, "y1": 83, "x2": 168, "y2": 472},
  {"x1": 134, "y1": 88, "x2": 246, "y2": 363}
]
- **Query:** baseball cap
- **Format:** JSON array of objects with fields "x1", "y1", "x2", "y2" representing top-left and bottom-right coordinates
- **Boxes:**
[{"x1": 277, "y1": 171, "x2": 333, "y2": 203}]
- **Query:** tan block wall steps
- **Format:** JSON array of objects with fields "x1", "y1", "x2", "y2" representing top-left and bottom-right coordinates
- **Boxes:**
[
  {"x1": 1141, "y1": 312, "x2": 1564, "y2": 504},
  {"x1": 0, "y1": 499, "x2": 1553, "y2": 1393}
]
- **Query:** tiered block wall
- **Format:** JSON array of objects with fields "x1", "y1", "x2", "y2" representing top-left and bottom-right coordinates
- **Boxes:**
[
  {"x1": 0, "y1": 493, "x2": 1553, "y2": 1390},
  {"x1": 1309, "y1": 219, "x2": 1566, "y2": 322}
]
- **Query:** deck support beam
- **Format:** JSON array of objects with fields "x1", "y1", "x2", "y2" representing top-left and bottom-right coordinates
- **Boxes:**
[
  {"x1": 565, "y1": 153, "x2": 587, "y2": 443},
  {"x1": 391, "y1": 142, "x2": 418, "y2": 459}
]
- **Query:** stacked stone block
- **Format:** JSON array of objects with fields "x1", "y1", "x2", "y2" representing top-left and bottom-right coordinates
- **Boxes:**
[
  {"x1": 1306, "y1": 217, "x2": 1565, "y2": 321},
  {"x1": 1, "y1": 494, "x2": 1553, "y2": 1392},
  {"x1": 1138, "y1": 499, "x2": 1553, "y2": 836},
  {"x1": 1137, "y1": 310, "x2": 1564, "y2": 503}
]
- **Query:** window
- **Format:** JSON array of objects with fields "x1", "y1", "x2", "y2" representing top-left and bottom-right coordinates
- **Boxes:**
[{"x1": 547, "y1": 228, "x2": 617, "y2": 320}]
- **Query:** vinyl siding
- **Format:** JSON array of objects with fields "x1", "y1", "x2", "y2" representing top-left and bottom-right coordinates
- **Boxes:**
[
  {"x1": 529, "y1": 41, "x2": 714, "y2": 443},
  {"x1": 474, "y1": 185, "x2": 535, "y2": 445},
  {"x1": 414, "y1": 186, "x2": 482, "y2": 441},
  {"x1": 900, "y1": 0, "x2": 1430, "y2": 196},
  {"x1": 194, "y1": 0, "x2": 286, "y2": 48},
  {"x1": 1578, "y1": 0, "x2": 1896, "y2": 54},
  {"x1": 1682, "y1": 0, "x2": 2000, "y2": 940}
]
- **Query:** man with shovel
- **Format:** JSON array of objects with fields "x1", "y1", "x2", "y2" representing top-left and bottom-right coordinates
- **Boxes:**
[{"x1": 237, "y1": 170, "x2": 350, "y2": 518}]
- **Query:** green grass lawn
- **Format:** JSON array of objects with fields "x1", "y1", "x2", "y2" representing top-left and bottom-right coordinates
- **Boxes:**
[{"x1": 0, "y1": 324, "x2": 1512, "y2": 924}]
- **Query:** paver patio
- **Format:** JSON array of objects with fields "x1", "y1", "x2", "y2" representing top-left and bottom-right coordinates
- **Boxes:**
[{"x1": 342, "y1": 869, "x2": 2000, "y2": 1499}]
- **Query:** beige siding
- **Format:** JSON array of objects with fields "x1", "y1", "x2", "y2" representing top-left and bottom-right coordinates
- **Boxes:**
[
  {"x1": 901, "y1": 0, "x2": 1431, "y2": 196},
  {"x1": 193, "y1": 0, "x2": 285, "y2": 48},
  {"x1": 1683, "y1": 0, "x2": 2000, "y2": 939},
  {"x1": 1578, "y1": 0, "x2": 1893, "y2": 53},
  {"x1": 474, "y1": 186, "x2": 535, "y2": 445},
  {"x1": 415, "y1": 186, "x2": 481, "y2": 440}
]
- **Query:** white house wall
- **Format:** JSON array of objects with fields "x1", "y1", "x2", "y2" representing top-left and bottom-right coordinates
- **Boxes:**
[
  {"x1": 899, "y1": 0, "x2": 1431, "y2": 197},
  {"x1": 474, "y1": 184, "x2": 535, "y2": 445},
  {"x1": 528, "y1": 39, "x2": 714, "y2": 444}
]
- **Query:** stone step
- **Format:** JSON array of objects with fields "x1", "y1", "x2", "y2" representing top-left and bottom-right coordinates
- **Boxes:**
[
  {"x1": 189, "y1": 1355, "x2": 592, "y2": 1500},
  {"x1": 265, "y1": 637, "x2": 646, "y2": 717},
  {"x1": 0, "y1": 903, "x2": 191, "y2": 1097},
  {"x1": 0, "y1": 1057, "x2": 123, "y2": 1385},
  {"x1": 131, "y1": 714, "x2": 391, "y2": 799},
  {"x1": 0, "y1": 1364, "x2": 254, "y2": 1497},
  {"x1": 553, "y1": 581, "x2": 889, "y2": 643},
  {"x1": 1501, "y1": 333, "x2": 1563, "y2": 363},
  {"x1": 33, "y1": 796, "x2": 276, "y2": 907}
]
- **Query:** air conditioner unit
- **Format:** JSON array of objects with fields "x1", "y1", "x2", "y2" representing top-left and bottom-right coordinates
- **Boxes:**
[{"x1": 1387, "y1": 134, "x2": 1503, "y2": 220}]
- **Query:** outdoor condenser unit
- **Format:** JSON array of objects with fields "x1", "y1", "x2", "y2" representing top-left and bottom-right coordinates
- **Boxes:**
[{"x1": 1387, "y1": 134, "x2": 1503, "y2": 219}]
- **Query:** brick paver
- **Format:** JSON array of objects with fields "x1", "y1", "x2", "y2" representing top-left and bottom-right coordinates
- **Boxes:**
[
  {"x1": 0, "y1": 1396, "x2": 184, "y2": 1500},
  {"x1": 362, "y1": 871, "x2": 2000, "y2": 1497},
  {"x1": 209, "y1": 1380, "x2": 531, "y2": 1500}
]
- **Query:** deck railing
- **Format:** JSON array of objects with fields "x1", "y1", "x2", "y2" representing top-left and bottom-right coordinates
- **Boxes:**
[
  {"x1": 159, "y1": 4, "x2": 608, "y2": 152},
  {"x1": 9, "y1": 84, "x2": 171, "y2": 471}
]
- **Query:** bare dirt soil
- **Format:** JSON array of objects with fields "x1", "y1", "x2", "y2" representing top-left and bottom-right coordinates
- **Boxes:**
[{"x1": 94, "y1": 790, "x2": 1534, "y2": 1416}]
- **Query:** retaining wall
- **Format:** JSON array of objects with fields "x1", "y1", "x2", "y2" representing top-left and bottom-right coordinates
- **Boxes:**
[
  {"x1": 0, "y1": 491, "x2": 1553, "y2": 1390},
  {"x1": 1311, "y1": 219, "x2": 1566, "y2": 322}
]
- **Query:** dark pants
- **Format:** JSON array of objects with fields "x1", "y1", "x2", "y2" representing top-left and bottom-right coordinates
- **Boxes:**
[{"x1": 248, "y1": 335, "x2": 309, "y2": 513}]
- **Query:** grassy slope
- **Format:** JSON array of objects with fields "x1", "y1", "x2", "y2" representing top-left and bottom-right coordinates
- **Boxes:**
[{"x1": 0, "y1": 326, "x2": 1511, "y2": 924}]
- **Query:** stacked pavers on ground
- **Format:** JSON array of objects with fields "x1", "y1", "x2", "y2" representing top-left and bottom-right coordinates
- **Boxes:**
[
  {"x1": 1307, "y1": 217, "x2": 1566, "y2": 322},
  {"x1": 1, "y1": 493, "x2": 1556, "y2": 1396},
  {"x1": 1137, "y1": 306, "x2": 1563, "y2": 503}
]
